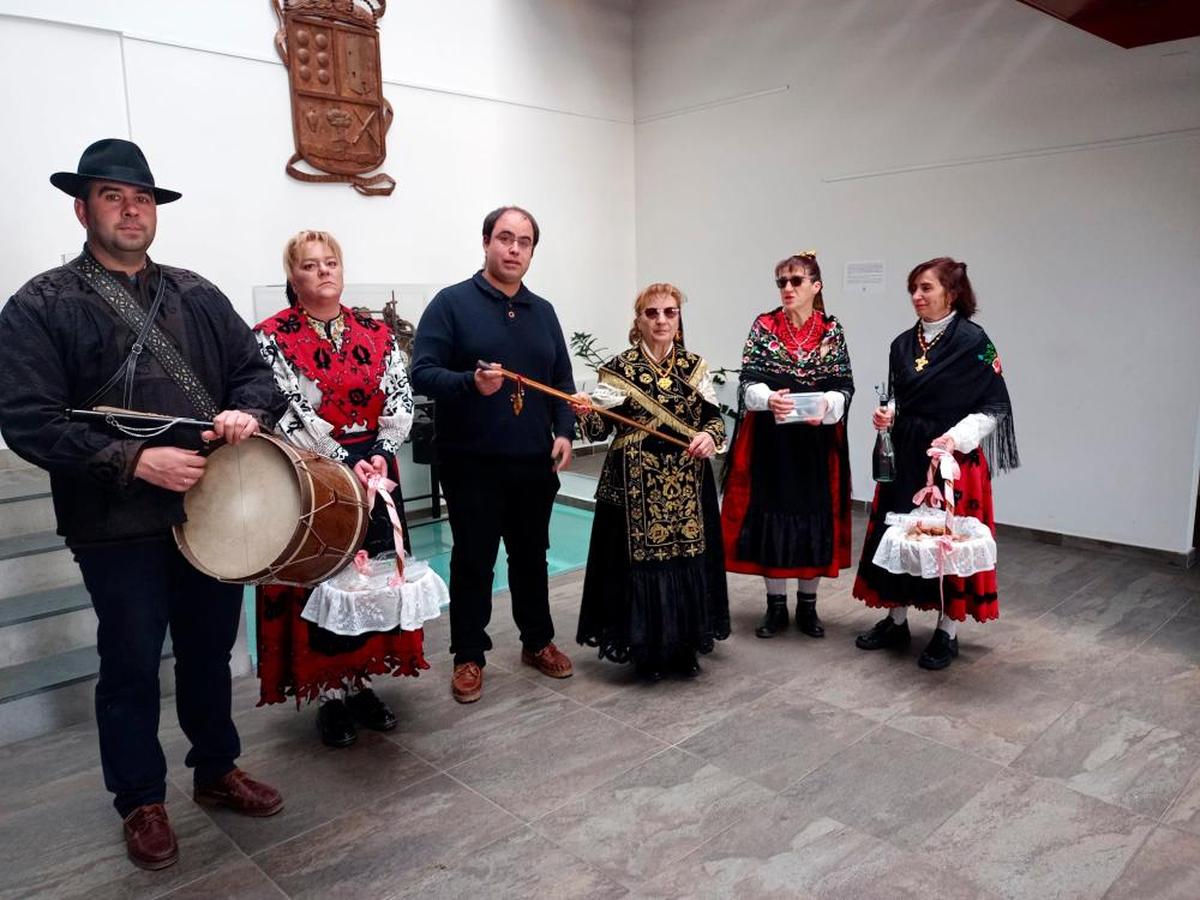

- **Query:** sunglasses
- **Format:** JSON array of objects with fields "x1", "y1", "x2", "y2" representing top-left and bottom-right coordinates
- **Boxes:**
[
  {"x1": 775, "y1": 275, "x2": 810, "y2": 289},
  {"x1": 642, "y1": 307, "x2": 680, "y2": 320}
]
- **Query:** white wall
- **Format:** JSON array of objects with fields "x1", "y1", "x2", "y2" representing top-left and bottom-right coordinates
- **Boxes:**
[
  {"x1": 632, "y1": 0, "x2": 1200, "y2": 554},
  {"x1": 0, "y1": 0, "x2": 634, "y2": 339},
  {"x1": 0, "y1": 1, "x2": 636, "y2": 471}
]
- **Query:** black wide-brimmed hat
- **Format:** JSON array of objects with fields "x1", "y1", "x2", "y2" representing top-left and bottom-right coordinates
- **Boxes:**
[{"x1": 50, "y1": 138, "x2": 181, "y2": 204}]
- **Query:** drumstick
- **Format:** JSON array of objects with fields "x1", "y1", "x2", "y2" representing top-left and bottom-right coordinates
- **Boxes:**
[
  {"x1": 476, "y1": 361, "x2": 693, "y2": 451},
  {"x1": 67, "y1": 406, "x2": 215, "y2": 428}
]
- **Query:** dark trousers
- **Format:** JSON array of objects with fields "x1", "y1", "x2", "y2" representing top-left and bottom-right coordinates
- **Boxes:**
[
  {"x1": 438, "y1": 457, "x2": 560, "y2": 666},
  {"x1": 73, "y1": 538, "x2": 243, "y2": 817}
]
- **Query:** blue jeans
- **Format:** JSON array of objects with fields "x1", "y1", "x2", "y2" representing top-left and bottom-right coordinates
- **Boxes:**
[{"x1": 73, "y1": 537, "x2": 243, "y2": 817}]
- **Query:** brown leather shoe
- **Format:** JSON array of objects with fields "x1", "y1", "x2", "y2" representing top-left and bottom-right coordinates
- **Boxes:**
[
  {"x1": 193, "y1": 769, "x2": 283, "y2": 817},
  {"x1": 123, "y1": 803, "x2": 178, "y2": 871},
  {"x1": 452, "y1": 662, "x2": 483, "y2": 703},
  {"x1": 521, "y1": 642, "x2": 574, "y2": 679}
]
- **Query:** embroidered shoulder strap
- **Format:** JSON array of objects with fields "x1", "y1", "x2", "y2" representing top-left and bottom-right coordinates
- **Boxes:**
[{"x1": 68, "y1": 254, "x2": 220, "y2": 419}]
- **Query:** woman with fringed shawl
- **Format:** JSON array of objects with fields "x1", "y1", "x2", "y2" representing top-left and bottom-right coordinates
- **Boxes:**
[
  {"x1": 854, "y1": 257, "x2": 1019, "y2": 670},
  {"x1": 720, "y1": 251, "x2": 855, "y2": 640},
  {"x1": 571, "y1": 283, "x2": 730, "y2": 681}
]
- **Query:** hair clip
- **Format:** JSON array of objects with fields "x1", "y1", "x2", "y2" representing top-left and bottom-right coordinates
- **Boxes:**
[{"x1": 794, "y1": 249, "x2": 818, "y2": 259}]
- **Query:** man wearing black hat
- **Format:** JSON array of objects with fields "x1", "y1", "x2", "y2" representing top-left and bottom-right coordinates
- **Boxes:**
[{"x1": 0, "y1": 139, "x2": 288, "y2": 870}]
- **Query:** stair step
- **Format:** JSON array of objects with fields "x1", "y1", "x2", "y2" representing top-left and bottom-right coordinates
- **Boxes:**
[
  {"x1": 0, "y1": 449, "x2": 33, "y2": 471},
  {"x1": 0, "y1": 530, "x2": 79, "y2": 600},
  {"x1": 0, "y1": 584, "x2": 92, "y2": 627},
  {"x1": 0, "y1": 586, "x2": 96, "y2": 667},
  {"x1": 0, "y1": 496, "x2": 56, "y2": 540},
  {"x1": 0, "y1": 530, "x2": 64, "y2": 562},
  {"x1": 0, "y1": 467, "x2": 50, "y2": 504},
  {"x1": 0, "y1": 644, "x2": 106, "y2": 704}
]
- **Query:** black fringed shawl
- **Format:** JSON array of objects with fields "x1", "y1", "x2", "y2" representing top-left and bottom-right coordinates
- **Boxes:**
[{"x1": 888, "y1": 316, "x2": 1019, "y2": 495}]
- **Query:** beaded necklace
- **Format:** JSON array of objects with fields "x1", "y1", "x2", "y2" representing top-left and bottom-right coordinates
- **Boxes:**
[
  {"x1": 914, "y1": 321, "x2": 948, "y2": 372},
  {"x1": 780, "y1": 309, "x2": 823, "y2": 357}
]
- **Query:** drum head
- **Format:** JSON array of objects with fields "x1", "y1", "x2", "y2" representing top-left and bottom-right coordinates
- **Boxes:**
[{"x1": 179, "y1": 437, "x2": 303, "y2": 580}]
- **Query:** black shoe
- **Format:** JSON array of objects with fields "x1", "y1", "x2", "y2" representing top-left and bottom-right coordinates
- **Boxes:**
[
  {"x1": 855, "y1": 616, "x2": 911, "y2": 651},
  {"x1": 345, "y1": 688, "x2": 398, "y2": 732},
  {"x1": 918, "y1": 629, "x2": 959, "y2": 670},
  {"x1": 755, "y1": 594, "x2": 790, "y2": 639},
  {"x1": 635, "y1": 660, "x2": 664, "y2": 682},
  {"x1": 672, "y1": 650, "x2": 701, "y2": 678},
  {"x1": 316, "y1": 699, "x2": 357, "y2": 748},
  {"x1": 796, "y1": 595, "x2": 824, "y2": 638}
]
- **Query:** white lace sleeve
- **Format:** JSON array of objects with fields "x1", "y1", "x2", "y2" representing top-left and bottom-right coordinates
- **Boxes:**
[
  {"x1": 589, "y1": 381, "x2": 628, "y2": 410},
  {"x1": 256, "y1": 331, "x2": 347, "y2": 461},
  {"x1": 375, "y1": 335, "x2": 415, "y2": 454},
  {"x1": 945, "y1": 413, "x2": 997, "y2": 454}
]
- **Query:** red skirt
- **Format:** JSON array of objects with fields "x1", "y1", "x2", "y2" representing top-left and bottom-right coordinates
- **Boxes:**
[
  {"x1": 256, "y1": 583, "x2": 429, "y2": 706},
  {"x1": 721, "y1": 416, "x2": 852, "y2": 579},
  {"x1": 852, "y1": 450, "x2": 998, "y2": 623}
]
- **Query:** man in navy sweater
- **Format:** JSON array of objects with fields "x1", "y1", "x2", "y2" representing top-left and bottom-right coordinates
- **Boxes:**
[{"x1": 411, "y1": 206, "x2": 577, "y2": 703}]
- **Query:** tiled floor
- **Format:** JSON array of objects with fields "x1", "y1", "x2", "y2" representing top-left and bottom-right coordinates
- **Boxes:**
[{"x1": 2, "y1": 516, "x2": 1199, "y2": 899}]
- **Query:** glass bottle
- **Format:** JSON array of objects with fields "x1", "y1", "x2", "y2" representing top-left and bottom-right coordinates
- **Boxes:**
[{"x1": 872, "y1": 384, "x2": 895, "y2": 483}]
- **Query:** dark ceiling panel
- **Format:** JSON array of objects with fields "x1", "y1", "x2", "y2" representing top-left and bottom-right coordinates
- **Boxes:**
[{"x1": 1018, "y1": 0, "x2": 1200, "y2": 48}]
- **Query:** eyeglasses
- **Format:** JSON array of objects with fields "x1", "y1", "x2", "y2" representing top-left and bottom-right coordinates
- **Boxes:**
[
  {"x1": 642, "y1": 307, "x2": 680, "y2": 320},
  {"x1": 491, "y1": 231, "x2": 533, "y2": 251},
  {"x1": 775, "y1": 275, "x2": 809, "y2": 289}
]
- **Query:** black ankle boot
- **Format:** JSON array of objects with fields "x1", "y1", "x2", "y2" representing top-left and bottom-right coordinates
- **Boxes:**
[
  {"x1": 918, "y1": 629, "x2": 959, "y2": 670},
  {"x1": 672, "y1": 649, "x2": 701, "y2": 678},
  {"x1": 795, "y1": 592, "x2": 824, "y2": 638},
  {"x1": 854, "y1": 616, "x2": 911, "y2": 651},
  {"x1": 635, "y1": 655, "x2": 664, "y2": 682},
  {"x1": 316, "y1": 699, "x2": 357, "y2": 748},
  {"x1": 755, "y1": 594, "x2": 789, "y2": 638}
]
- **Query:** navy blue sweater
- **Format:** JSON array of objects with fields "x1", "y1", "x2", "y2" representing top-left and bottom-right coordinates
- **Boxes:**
[{"x1": 411, "y1": 272, "x2": 576, "y2": 460}]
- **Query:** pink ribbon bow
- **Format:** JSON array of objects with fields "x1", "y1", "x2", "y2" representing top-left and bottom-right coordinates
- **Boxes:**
[
  {"x1": 913, "y1": 446, "x2": 963, "y2": 619},
  {"x1": 366, "y1": 473, "x2": 405, "y2": 586},
  {"x1": 352, "y1": 549, "x2": 372, "y2": 576}
]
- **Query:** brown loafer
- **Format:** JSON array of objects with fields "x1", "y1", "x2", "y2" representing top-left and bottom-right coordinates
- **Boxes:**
[
  {"x1": 194, "y1": 769, "x2": 283, "y2": 817},
  {"x1": 123, "y1": 803, "x2": 178, "y2": 871},
  {"x1": 452, "y1": 662, "x2": 483, "y2": 703},
  {"x1": 521, "y1": 642, "x2": 573, "y2": 679}
]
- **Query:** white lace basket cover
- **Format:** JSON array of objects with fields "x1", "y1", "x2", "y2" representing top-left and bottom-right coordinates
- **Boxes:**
[
  {"x1": 872, "y1": 505, "x2": 997, "y2": 579},
  {"x1": 301, "y1": 552, "x2": 446, "y2": 636}
]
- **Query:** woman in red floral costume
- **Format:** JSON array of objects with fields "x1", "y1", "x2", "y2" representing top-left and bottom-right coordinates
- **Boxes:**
[
  {"x1": 720, "y1": 251, "x2": 855, "y2": 641},
  {"x1": 254, "y1": 230, "x2": 426, "y2": 746}
]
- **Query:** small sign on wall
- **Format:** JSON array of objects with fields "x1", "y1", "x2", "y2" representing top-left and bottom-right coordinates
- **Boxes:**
[{"x1": 844, "y1": 260, "x2": 886, "y2": 295}]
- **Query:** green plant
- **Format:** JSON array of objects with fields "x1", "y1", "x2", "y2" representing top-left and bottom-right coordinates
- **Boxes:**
[{"x1": 569, "y1": 332, "x2": 612, "y2": 372}]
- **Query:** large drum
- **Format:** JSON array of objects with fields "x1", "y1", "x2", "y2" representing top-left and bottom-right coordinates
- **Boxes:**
[{"x1": 175, "y1": 433, "x2": 369, "y2": 587}]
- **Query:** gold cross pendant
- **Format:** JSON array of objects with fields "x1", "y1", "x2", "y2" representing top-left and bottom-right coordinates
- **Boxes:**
[{"x1": 915, "y1": 355, "x2": 928, "y2": 372}]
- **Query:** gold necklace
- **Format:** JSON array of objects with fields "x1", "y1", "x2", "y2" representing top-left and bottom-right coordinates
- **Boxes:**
[
  {"x1": 914, "y1": 322, "x2": 947, "y2": 373},
  {"x1": 645, "y1": 345, "x2": 676, "y2": 390}
]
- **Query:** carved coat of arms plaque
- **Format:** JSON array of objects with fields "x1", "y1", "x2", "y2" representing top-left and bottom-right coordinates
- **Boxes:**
[{"x1": 272, "y1": 0, "x2": 396, "y2": 196}]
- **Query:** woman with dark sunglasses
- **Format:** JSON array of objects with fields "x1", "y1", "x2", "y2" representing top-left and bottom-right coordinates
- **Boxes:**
[
  {"x1": 720, "y1": 251, "x2": 855, "y2": 640},
  {"x1": 570, "y1": 283, "x2": 730, "y2": 680},
  {"x1": 852, "y1": 257, "x2": 1019, "y2": 670}
]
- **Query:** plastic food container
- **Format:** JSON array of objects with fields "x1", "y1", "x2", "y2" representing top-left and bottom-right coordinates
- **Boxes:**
[{"x1": 776, "y1": 392, "x2": 825, "y2": 424}]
